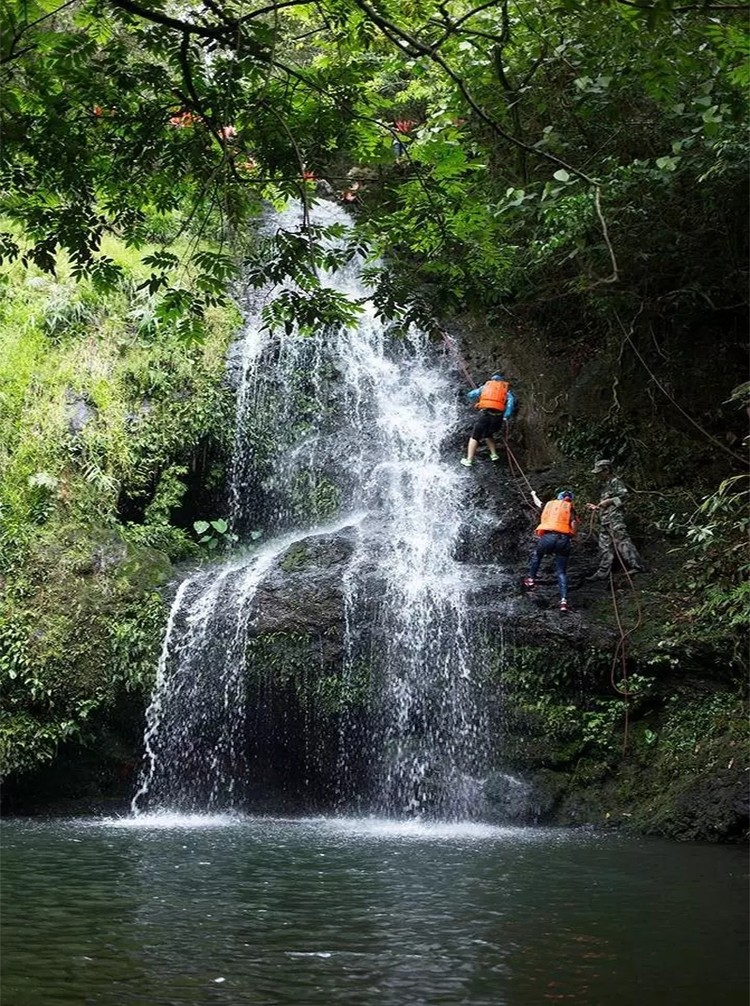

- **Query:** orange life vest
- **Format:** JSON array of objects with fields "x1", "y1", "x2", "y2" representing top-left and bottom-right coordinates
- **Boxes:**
[
  {"x1": 476, "y1": 379, "x2": 509, "y2": 412},
  {"x1": 535, "y1": 499, "x2": 575, "y2": 537}
]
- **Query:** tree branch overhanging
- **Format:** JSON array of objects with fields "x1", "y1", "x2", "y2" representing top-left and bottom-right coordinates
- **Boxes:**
[
  {"x1": 1, "y1": 0, "x2": 80, "y2": 66},
  {"x1": 615, "y1": 0, "x2": 749, "y2": 12},
  {"x1": 238, "y1": 0, "x2": 315, "y2": 24},
  {"x1": 109, "y1": 0, "x2": 228, "y2": 41},
  {"x1": 350, "y1": 0, "x2": 597, "y2": 185}
]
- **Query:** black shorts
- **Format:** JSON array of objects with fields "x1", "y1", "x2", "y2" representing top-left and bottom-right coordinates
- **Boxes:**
[{"x1": 472, "y1": 410, "x2": 504, "y2": 440}]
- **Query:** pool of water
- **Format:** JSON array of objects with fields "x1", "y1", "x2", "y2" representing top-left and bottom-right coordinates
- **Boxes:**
[{"x1": 1, "y1": 815, "x2": 747, "y2": 1005}]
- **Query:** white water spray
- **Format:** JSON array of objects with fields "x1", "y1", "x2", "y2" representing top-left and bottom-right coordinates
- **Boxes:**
[
  {"x1": 134, "y1": 201, "x2": 490, "y2": 819},
  {"x1": 132, "y1": 513, "x2": 365, "y2": 814}
]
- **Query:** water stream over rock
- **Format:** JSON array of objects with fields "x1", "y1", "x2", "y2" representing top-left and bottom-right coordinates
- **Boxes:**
[{"x1": 134, "y1": 201, "x2": 492, "y2": 819}]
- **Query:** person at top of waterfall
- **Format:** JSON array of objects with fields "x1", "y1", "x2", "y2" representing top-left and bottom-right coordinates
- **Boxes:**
[
  {"x1": 460, "y1": 373, "x2": 516, "y2": 467},
  {"x1": 522, "y1": 490, "x2": 578, "y2": 613}
]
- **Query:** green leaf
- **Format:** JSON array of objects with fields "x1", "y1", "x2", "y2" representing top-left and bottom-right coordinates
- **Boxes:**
[
  {"x1": 210, "y1": 518, "x2": 228, "y2": 533},
  {"x1": 553, "y1": 169, "x2": 570, "y2": 183},
  {"x1": 142, "y1": 251, "x2": 180, "y2": 271},
  {"x1": 193, "y1": 520, "x2": 210, "y2": 534},
  {"x1": 655, "y1": 155, "x2": 679, "y2": 172}
]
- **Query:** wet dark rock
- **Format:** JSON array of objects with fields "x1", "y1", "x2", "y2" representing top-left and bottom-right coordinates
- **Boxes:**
[
  {"x1": 528, "y1": 769, "x2": 570, "y2": 819},
  {"x1": 550, "y1": 764, "x2": 750, "y2": 843},
  {"x1": 65, "y1": 389, "x2": 97, "y2": 434},
  {"x1": 247, "y1": 514, "x2": 615, "y2": 654},
  {"x1": 252, "y1": 574, "x2": 345, "y2": 638},
  {"x1": 483, "y1": 771, "x2": 534, "y2": 823},
  {"x1": 280, "y1": 530, "x2": 358, "y2": 571},
  {"x1": 489, "y1": 597, "x2": 615, "y2": 649},
  {"x1": 484, "y1": 768, "x2": 569, "y2": 824},
  {"x1": 640, "y1": 769, "x2": 750, "y2": 843},
  {"x1": 251, "y1": 529, "x2": 359, "y2": 639}
]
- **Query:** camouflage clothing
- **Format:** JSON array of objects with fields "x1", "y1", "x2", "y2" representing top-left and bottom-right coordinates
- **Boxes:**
[
  {"x1": 599, "y1": 476, "x2": 628, "y2": 528},
  {"x1": 594, "y1": 475, "x2": 644, "y2": 575}
]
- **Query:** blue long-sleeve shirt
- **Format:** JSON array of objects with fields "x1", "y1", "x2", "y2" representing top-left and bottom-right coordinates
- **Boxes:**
[{"x1": 467, "y1": 379, "x2": 516, "y2": 421}]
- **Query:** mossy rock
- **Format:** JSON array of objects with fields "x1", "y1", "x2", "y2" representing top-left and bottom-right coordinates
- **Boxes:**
[
  {"x1": 633, "y1": 768, "x2": 749, "y2": 842},
  {"x1": 0, "y1": 523, "x2": 171, "y2": 778},
  {"x1": 117, "y1": 541, "x2": 172, "y2": 590},
  {"x1": 279, "y1": 542, "x2": 312, "y2": 573}
]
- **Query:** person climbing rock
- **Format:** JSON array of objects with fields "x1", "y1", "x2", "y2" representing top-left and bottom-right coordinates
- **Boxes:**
[
  {"x1": 460, "y1": 373, "x2": 516, "y2": 467},
  {"x1": 585, "y1": 459, "x2": 645, "y2": 579},
  {"x1": 523, "y1": 490, "x2": 577, "y2": 612}
]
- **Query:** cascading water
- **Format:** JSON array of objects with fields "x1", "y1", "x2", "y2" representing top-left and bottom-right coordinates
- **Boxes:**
[
  {"x1": 134, "y1": 201, "x2": 490, "y2": 819},
  {"x1": 330, "y1": 306, "x2": 488, "y2": 818},
  {"x1": 131, "y1": 515, "x2": 364, "y2": 814}
]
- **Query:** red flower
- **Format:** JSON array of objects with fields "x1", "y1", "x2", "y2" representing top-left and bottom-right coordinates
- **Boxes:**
[{"x1": 394, "y1": 119, "x2": 416, "y2": 134}]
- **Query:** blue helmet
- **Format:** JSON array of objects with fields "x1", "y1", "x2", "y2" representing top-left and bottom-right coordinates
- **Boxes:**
[
  {"x1": 491, "y1": 373, "x2": 504, "y2": 381},
  {"x1": 557, "y1": 490, "x2": 574, "y2": 501}
]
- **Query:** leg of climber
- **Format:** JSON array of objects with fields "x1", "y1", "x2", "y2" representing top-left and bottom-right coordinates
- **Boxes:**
[
  {"x1": 460, "y1": 437, "x2": 480, "y2": 467},
  {"x1": 612, "y1": 527, "x2": 646, "y2": 573},
  {"x1": 462, "y1": 412, "x2": 503, "y2": 466},
  {"x1": 525, "y1": 532, "x2": 557, "y2": 589},
  {"x1": 587, "y1": 526, "x2": 614, "y2": 580},
  {"x1": 554, "y1": 542, "x2": 571, "y2": 611},
  {"x1": 524, "y1": 548, "x2": 542, "y2": 589}
]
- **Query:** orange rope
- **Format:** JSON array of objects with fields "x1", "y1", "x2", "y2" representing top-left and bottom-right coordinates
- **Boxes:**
[{"x1": 593, "y1": 520, "x2": 644, "y2": 755}]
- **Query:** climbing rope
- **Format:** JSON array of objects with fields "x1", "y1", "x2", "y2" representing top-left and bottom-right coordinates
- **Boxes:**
[
  {"x1": 502, "y1": 424, "x2": 535, "y2": 494},
  {"x1": 441, "y1": 331, "x2": 476, "y2": 388},
  {"x1": 583, "y1": 505, "x2": 644, "y2": 753}
]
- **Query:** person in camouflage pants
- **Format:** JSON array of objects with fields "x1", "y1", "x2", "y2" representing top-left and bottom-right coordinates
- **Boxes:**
[{"x1": 585, "y1": 459, "x2": 645, "y2": 579}]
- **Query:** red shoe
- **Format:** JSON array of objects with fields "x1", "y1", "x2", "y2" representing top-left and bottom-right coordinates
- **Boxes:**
[
  {"x1": 559, "y1": 599, "x2": 569, "y2": 613},
  {"x1": 522, "y1": 577, "x2": 536, "y2": 590}
]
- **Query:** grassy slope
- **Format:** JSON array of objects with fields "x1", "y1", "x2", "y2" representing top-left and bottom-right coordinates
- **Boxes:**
[{"x1": 0, "y1": 236, "x2": 241, "y2": 778}]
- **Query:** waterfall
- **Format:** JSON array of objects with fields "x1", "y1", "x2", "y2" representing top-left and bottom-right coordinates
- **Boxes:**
[{"x1": 134, "y1": 201, "x2": 490, "y2": 819}]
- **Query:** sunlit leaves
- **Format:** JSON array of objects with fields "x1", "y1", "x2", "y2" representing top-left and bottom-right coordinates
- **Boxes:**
[
  {"x1": 262, "y1": 286, "x2": 363, "y2": 336},
  {"x1": 0, "y1": 232, "x2": 21, "y2": 265},
  {"x1": 0, "y1": 0, "x2": 747, "y2": 334}
]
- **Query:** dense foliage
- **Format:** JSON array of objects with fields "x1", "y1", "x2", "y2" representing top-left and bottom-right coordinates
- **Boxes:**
[
  {"x1": 2, "y1": 0, "x2": 747, "y2": 328},
  {"x1": 0, "y1": 240, "x2": 239, "y2": 775}
]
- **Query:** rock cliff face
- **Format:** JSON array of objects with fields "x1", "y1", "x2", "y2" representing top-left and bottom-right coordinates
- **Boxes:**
[
  {"x1": 234, "y1": 469, "x2": 598, "y2": 813},
  {"x1": 235, "y1": 452, "x2": 747, "y2": 842},
  {"x1": 6, "y1": 444, "x2": 746, "y2": 841},
  {"x1": 249, "y1": 467, "x2": 615, "y2": 654}
]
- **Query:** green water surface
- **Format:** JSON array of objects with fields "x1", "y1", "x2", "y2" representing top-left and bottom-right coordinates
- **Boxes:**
[{"x1": 1, "y1": 815, "x2": 747, "y2": 1005}]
